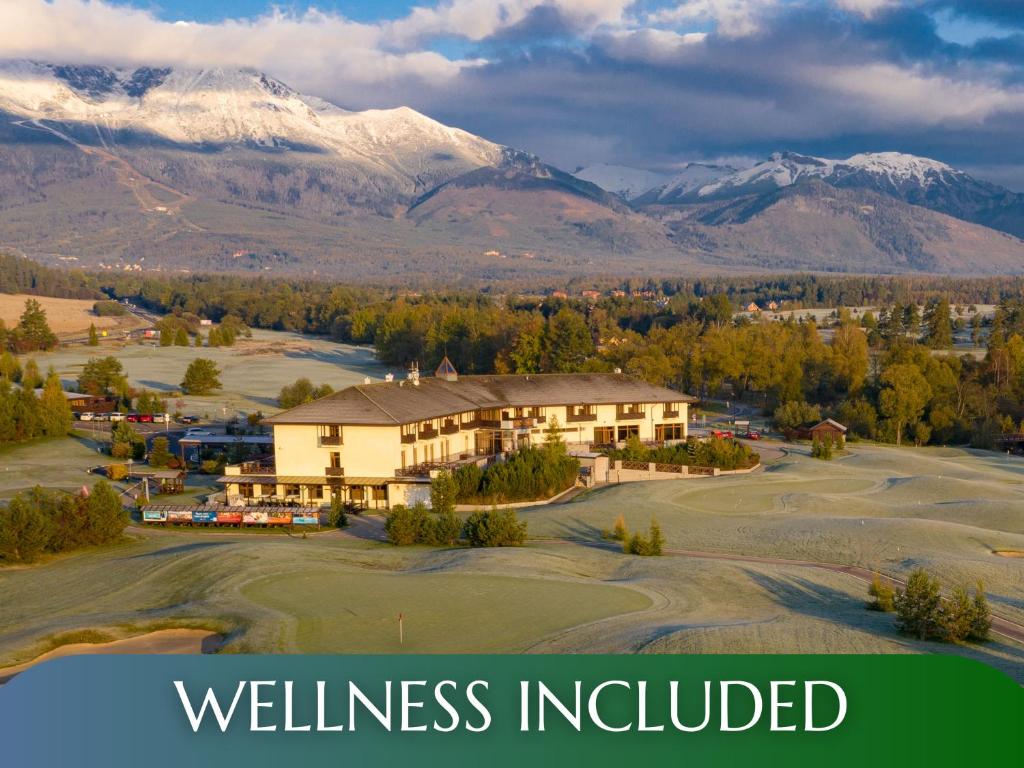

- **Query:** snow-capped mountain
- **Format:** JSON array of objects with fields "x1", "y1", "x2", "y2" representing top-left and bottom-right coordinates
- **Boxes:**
[
  {"x1": 572, "y1": 164, "x2": 669, "y2": 200},
  {"x1": 634, "y1": 162, "x2": 739, "y2": 205},
  {"x1": 0, "y1": 61, "x2": 504, "y2": 197}
]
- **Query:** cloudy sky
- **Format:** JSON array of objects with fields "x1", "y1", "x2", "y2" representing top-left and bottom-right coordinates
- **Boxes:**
[{"x1": 5, "y1": 0, "x2": 1024, "y2": 188}]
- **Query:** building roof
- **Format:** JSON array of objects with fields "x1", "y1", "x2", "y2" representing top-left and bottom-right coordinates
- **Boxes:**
[
  {"x1": 810, "y1": 418, "x2": 847, "y2": 433},
  {"x1": 265, "y1": 372, "x2": 695, "y2": 426}
]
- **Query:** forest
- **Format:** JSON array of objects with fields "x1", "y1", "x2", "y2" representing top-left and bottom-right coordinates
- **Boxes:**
[{"x1": 5, "y1": 253, "x2": 1024, "y2": 448}]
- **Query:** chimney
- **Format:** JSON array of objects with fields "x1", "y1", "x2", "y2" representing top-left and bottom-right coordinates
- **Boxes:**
[{"x1": 385, "y1": 373, "x2": 394, "y2": 382}]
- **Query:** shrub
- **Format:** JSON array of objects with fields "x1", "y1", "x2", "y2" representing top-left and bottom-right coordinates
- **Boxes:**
[
  {"x1": 148, "y1": 437, "x2": 172, "y2": 468},
  {"x1": 456, "y1": 447, "x2": 579, "y2": 504},
  {"x1": 891, "y1": 569, "x2": 990, "y2": 643},
  {"x1": 181, "y1": 358, "x2": 222, "y2": 395},
  {"x1": 430, "y1": 470, "x2": 458, "y2": 515},
  {"x1": 462, "y1": 509, "x2": 527, "y2": 547},
  {"x1": 622, "y1": 518, "x2": 664, "y2": 556},
  {"x1": 93, "y1": 300, "x2": 127, "y2": 317},
  {"x1": 107, "y1": 463, "x2": 129, "y2": 482},
  {"x1": 200, "y1": 458, "x2": 224, "y2": 475},
  {"x1": 385, "y1": 503, "x2": 431, "y2": 545},
  {"x1": 603, "y1": 513, "x2": 628, "y2": 541},
  {"x1": 867, "y1": 575, "x2": 895, "y2": 612},
  {"x1": 605, "y1": 436, "x2": 758, "y2": 471},
  {"x1": 328, "y1": 494, "x2": 348, "y2": 529}
]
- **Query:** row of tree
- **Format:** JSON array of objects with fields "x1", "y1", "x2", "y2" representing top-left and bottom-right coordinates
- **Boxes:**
[
  {"x1": 868, "y1": 569, "x2": 990, "y2": 644},
  {"x1": 0, "y1": 299, "x2": 58, "y2": 353},
  {"x1": 0, "y1": 482, "x2": 127, "y2": 564},
  {"x1": 0, "y1": 370, "x2": 72, "y2": 448}
]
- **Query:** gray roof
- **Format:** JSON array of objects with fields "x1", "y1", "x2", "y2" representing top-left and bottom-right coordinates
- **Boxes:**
[{"x1": 265, "y1": 373, "x2": 694, "y2": 426}]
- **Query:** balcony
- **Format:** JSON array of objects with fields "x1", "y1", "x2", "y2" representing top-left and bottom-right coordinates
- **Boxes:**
[
  {"x1": 418, "y1": 427, "x2": 439, "y2": 440},
  {"x1": 616, "y1": 407, "x2": 645, "y2": 421},
  {"x1": 566, "y1": 411, "x2": 597, "y2": 423},
  {"x1": 238, "y1": 459, "x2": 275, "y2": 475},
  {"x1": 401, "y1": 433, "x2": 416, "y2": 444},
  {"x1": 662, "y1": 408, "x2": 680, "y2": 419},
  {"x1": 440, "y1": 421, "x2": 460, "y2": 435},
  {"x1": 325, "y1": 466, "x2": 345, "y2": 478},
  {"x1": 319, "y1": 435, "x2": 343, "y2": 446}
]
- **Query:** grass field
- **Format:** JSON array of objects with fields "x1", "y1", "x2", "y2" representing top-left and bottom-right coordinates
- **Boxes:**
[
  {"x1": 22, "y1": 328, "x2": 396, "y2": 418},
  {"x1": 0, "y1": 294, "x2": 145, "y2": 336}
]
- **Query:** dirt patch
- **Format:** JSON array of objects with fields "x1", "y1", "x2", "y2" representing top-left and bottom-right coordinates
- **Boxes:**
[
  {"x1": 0, "y1": 629, "x2": 221, "y2": 684},
  {"x1": 993, "y1": 550, "x2": 1024, "y2": 558}
]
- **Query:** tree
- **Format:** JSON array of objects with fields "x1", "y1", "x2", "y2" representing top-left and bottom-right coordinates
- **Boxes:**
[
  {"x1": 867, "y1": 575, "x2": 895, "y2": 612},
  {"x1": 82, "y1": 480, "x2": 128, "y2": 545},
  {"x1": 21, "y1": 358, "x2": 41, "y2": 389},
  {"x1": 0, "y1": 350, "x2": 20, "y2": 381},
  {"x1": 11, "y1": 298, "x2": 57, "y2": 352},
  {"x1": 88, "y1": 324, "x2": 99, "y2": 346},
  {"x1": 830, "y1": 323, "x2": 869, "y2": 394},
  {"x1": 923, "y1": 298, "x2": 953, "y2": 349},
  {"x1": 278, "y1": 378, "x2": 333, "y2": 408},
  {"x1": 811, "y1": 433, "x2": 834, "y2": 460},
  {"x1": 894, "y1": 568, "x2": 942, "y2": 640},
  {"x1": 328, "y1": 493, "x2": 348, "y2": 528},
  {"x1": 648, "y1": 517, "x2": 664, "y2": 555},
  {"x1": 773, "y1": 401, "x2": 821, "y2": 433},
  {"x1": 149, "y1": 436, "x2": 172, "y2": 467},
  {"x1": 0, "y1": 492, "x2": 54, "y2": 563},
  {"x1": 969, "y1": 582, "x2": 991, "y2": 641},
  {"x1": 39, "y1": 369, "x2": 72, "y2": 437},
  {"x1": 385, "y1": 503, "x2": 431, "y2": 545},
  {"x1": 545, "y1": 308, "x2": 594, "y2": 373},
  {"x1": 431, "y1": 508, "x2": 462, "y2": 546},
  {"x1": 430, "y1": 470, "x2": 458, "y2": 514},
  {"x1": 78, "y1": 356, "x2": 127, "y2": 396},
  {"x1": 879, "y1": 363, "x2": 932, "y2": 446},
  {"x1": 181, "y1": 358, "x2": 222, "y2": 395},
  {"x1": 174, "y1": 326, "x2": 190, "y2": 346}
]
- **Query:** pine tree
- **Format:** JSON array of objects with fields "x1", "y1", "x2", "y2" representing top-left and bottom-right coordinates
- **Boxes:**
[
  {"x1": 39, "y1": 369, "x2": 72, "y2": 437},
  {"x1": 430, "y1": 470, "x2": 458, "y2": 514},
  {"x1": 181, "y1": 358, "x2": 222, "y2": 395},
  {"x1": 894, "y1": 568, "x2": 942, "y2": 640},
  {"x1": 174, "y1": 326, "x2": 189, "y2": 346},
  {"x1": 21, "y1": 358, "x2": 42, "y2": 390},
  {"x1": 611, "y1": 513, "x2": 627, "y2": 541},
  {"x1": 88, "y1": 324, "x2": 99, "y2": 346},
  {"x1": 194, "y1": 331, "x2": 204, "y2": 347},
  {"x1": 969, "y1": 581, "x2": 991, "y2": 641},
  {"x1": 648, "y1": 517, "x2": 664, "y2": 555},
  {"x1": 867, "y1": 575, "x2": 895, "y2": 611},
  {"x1": 13, "y1": 299, "x2": 57, "y2": 352},
  {"x1": 0, "y1": 493, "x2": 54, "y2": 563},
  {"x1": 149, "y1": 436, "x2": 172, "y2": 467},
  {"x1": 0, "y1": 350, "x2": 21, "y2": 381}
]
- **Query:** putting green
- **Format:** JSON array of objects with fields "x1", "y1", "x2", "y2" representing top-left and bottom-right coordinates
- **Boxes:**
[{"x1": 242, "y1": 570, "x2": 651, "y2": 653}]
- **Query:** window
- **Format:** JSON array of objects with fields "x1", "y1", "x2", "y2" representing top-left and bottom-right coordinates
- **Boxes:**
[
  {"x1": 330, "y1": 452, "x2": 342, "y2": 469},
  {"x1": 656, "y1": 423, "x2": 685, "y2": 441},
  {"x1": 372, "y1": 486, "x2": 387, "y2": 501},
  {"x1": 351, "y1": 487, "x2": 365, "y2": 501},
  {"x1": 312, "y1": 485, "x2": 324, "y2": 500},
  {"x1": 617, "y1": 425, "x2": 639, "y2": 441},
  {"x1": 284, "y1": 484, "x2": 300, "y2": 497},
  {"x1": 593, "y1": 426, "x2": 615, "y2": 445}
]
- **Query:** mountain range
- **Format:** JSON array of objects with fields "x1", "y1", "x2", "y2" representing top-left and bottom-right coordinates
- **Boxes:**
[{"x1": 0, "y1": 60, "x2": 1022, "y2": 280}]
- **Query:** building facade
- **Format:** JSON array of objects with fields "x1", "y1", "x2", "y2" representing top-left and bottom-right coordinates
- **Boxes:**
[{"x1": 220, "y1": 364, "x2": 694, "y2": 509}]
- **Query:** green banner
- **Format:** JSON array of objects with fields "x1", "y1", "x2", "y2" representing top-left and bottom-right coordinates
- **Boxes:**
[{"x1": 0, "y1": 654, "x2": 1020, "y2": 766}]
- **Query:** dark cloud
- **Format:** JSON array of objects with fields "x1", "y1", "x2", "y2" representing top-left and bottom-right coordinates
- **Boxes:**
[{"x1": 353, "y1": 3, "x2": 1024, "y2": 190}]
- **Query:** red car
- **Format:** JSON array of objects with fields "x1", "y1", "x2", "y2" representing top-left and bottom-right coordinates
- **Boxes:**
[
  {"x1": 743, "y1": 430, "x2": 761, "y2": 440},
  {"x1": 126, "y1": 413, "x2": 140, "y2": 422},
  {"x1": 139, "y1": 413, "x2": 154, "y2": 423}
]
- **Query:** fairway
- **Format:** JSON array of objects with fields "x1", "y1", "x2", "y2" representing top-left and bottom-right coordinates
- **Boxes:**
[{"x1": 243, "y1": 571, "x2": 651, "y2": 653}]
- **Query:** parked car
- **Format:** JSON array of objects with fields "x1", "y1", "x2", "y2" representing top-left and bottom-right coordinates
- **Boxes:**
[
  {"x1": 78, "y1": 412, "x2": 96, "y2": 422},
  {"x1": 139, "y1": 413, "x2": 154, "y2": 423},
  {"x1": 184, "y1": 428, "x2": 212, "y2": 437},
  {"x1": 177, "y1": 415, "x2": 200, "y2": 424},
  {"x1": 109, "y1": 412, "x2": 125, "y2": 422},
  {"x1": 743, "y1": 430, "x2": 761, "y2": 440},
  {"x1": 93, "y1": 412, "x2": 110, "y2": 422},
  {"x1": 126, "y1": 413, "x2": 140, "y2": 422}
]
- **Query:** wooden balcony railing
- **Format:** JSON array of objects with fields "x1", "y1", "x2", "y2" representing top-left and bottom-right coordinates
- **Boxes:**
[
  {"x1": 440, "y1": 422, "x2": 460, "y2": 435},
  {"x1": 662, "y1": 409, "x2": 680, "y2": 419},
  {"x1": 616, "y1": 407, "x2": 645, "y2": 420},
  {"x1": 325, "y1": 467, "x2": 345, "y2": 477},
  {"x1": 566, "y1": 411, "x2": 597, "y2": 423},
  {"x1": 418, "y1": 427, "x2": 439, "y2": 440},
  {"x1": 401, "y1": 433, "x2": 416, "y2": 444},
  {"x1": 319, "y1": 435, "x2": 343, "y2": 446}
]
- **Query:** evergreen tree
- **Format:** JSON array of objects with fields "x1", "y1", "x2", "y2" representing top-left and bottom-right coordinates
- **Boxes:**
[
  {"x1": 39, "y1": 369, "x2": 72, "y2": 437},
  {"x1": 88, "y1": 324, "x2": 99, "y2": 346},
  {"x1": 430, "y1": 470, "x2": 458, "y2": 514},
  {"x1": 649, "y1": 517, "x2": 664, "y2": 555},
  {"x1": 181, "y1": 358, "x2": 222, "y2": 395},
  {"x1": 0, "y1": 493, "x2": 54, "y2": 563},
  {"x1": 969, "y1": 582, "x2": 991, "y2": 641},
  {"x1": 12, "y1": 298, "x2": 57, "y2": 352},
  {"x1": 867, "y1": 575, "x2": 895, "y2": 611},
  {"x1": 923, "y1": 298, "x2": 953, "y2": 348},
  {"x1": 174, "y1": 326, "x2": 190, "y2": 346},
  {"x1": 194, "y1": 331, "x2": 203, "y2": 347},
  {"x1": 21, "y1": 358, "x2": 42, "y2": 389},
  {"x1": 894, "y1": 568, "x2": 942, "y2": 640},
  {"x1": 0, "y1": 350, "x2": 21, "y2": 381},
  {"x1": 149, "y1": 436, "x2": 172, "y2": 467},
  {"x1": 328, "y1": 493, "x2": 348, "y2": 528}
]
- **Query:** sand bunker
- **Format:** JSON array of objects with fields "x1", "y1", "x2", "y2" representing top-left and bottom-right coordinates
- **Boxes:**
[{"x1": 0, "y1": 629, "x2": 220, "y2": 683}]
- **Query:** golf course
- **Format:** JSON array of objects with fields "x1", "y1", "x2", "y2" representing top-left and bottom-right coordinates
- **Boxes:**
[{"x1": 1, "y1": 437, "x2": 1022, "y2": 681}]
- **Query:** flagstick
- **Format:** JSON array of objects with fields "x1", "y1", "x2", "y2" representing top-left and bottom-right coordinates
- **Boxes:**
[{"x1": 399, "y1": 613, "x2": 404, "y2": 646}]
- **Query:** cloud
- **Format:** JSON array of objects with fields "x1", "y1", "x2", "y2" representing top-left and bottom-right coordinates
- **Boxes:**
[{"x1": 1, "y1": 0, "x2": 1023, "y2": 188}]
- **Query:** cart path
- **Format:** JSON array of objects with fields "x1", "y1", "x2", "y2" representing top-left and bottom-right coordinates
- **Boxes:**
[{"x1": 531, "y1": 538, "x2": 1024, "y2": 646}]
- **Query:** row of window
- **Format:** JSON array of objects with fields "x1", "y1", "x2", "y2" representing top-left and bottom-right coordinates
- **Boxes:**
[
  {"x1": 593, "y1": 423, "x2": 685, "y2": 444},
  {"x1": 238, "y1": 482, "x2": 387, "y2": 501}
]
